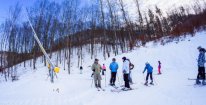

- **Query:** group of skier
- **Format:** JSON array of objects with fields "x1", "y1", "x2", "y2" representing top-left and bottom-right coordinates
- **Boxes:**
[
  {"x1": 91, "y1": 56, "x2": 162, "y2": 90},
  {"x1": 88, "y1": 46, "x2": 205, "y2": 90}
]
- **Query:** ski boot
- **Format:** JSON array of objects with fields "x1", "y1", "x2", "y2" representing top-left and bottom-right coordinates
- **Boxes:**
[
  {"x1": 109, "y1": 83, "x2": 115, "y2": 86},
  {"x1": 150, "y1": 81, "x2": 154, "y2": 85},
  {"x1": 121, "y1": 87, "x2": 125, "y2": 90},
  {"x1": 202, "y1": 80, "x2": 206, "y2": 85},
  {"x1": 196, "y1": 79, "x2": 201, "y2": 85},
  {"x1": 122, "y1": 87, "x2": 132, "y2": 91},
  {"x1": 144, "y1": 81, "x2": 148, "y2": 86},
  {"x1": 122, "y1": 87, "x2": 127, "y2": 91}
]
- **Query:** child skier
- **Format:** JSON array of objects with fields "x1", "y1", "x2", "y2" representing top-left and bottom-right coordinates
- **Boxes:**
[
  {"x1": 143, "y1": 62, "x2": 154, "y2": 86},
  {"x1": 80, "y1": 66, "x2": 83, "y2": 74},
  {"x1": 102, "y1": 64, "x2": 106, "y2": 75},
  {"x1": 158, "y1": 61, "x2": 162, "y2": 74}
]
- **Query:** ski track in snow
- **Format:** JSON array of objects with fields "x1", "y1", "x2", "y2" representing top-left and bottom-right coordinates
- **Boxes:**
[{"x1": 1, "y1": 31, "x2": 206, "y2": 105}]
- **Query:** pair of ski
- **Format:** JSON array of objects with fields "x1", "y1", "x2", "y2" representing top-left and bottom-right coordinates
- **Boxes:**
[
  {"x1": 110, "y1": 85, "x2": 137, "y2": 93},
  {"x1": 111, "y1": 88, "x2": 136, "y2": 93},
  {"x1": 141, "y1": 82, "x2": 154, "y2": 87},
  {"x1": 188, "y1": 78, "x2": 204, "y2": 80},
  {"x1": 96, "y1": 87, "x2": 105, "y2": 91},
  {"x1": 187, "y1": 83, "x2": 206, "y2": 88},
  {"x1": 188, "y1": 78, "x2": 206, "y2": 87}
]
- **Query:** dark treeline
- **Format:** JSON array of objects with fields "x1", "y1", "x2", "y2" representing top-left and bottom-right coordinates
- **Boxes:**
[{"x1": 0, "y1": 0, "x2": 206, "y2": 81}]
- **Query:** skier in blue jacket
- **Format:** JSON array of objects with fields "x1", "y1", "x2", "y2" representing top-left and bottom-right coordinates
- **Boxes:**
[
  {"x1": 143, "y1": 62, "x2": 154, "y2": 85},
  {"x1": 196, "y1": 46, "x2": 206, "y2": 85},
  {"x1": 109, "y1": 58, "x2": 119, "y2": 86}
]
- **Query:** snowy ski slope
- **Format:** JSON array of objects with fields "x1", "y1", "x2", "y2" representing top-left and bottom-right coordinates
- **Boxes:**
[{"x1": 0, "y1": 31, "x2": 206, "y2": 105}]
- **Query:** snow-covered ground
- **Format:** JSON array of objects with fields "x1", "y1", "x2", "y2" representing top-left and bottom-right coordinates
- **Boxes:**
[{"x1": 0, "y1": 31, "x2": 206, "y2": 105}]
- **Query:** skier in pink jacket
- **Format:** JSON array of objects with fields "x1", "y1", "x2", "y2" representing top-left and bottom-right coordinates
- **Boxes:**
[
  {"x1": 158, "y1": 61, "x2": 162, "y2": 74},
  {"x1": 102, "y1": 64, "x2": 106, "y2": 75}
]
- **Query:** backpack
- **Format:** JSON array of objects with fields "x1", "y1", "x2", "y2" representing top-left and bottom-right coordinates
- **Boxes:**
[{"x1": 129, "y1": 63, "x2": 134, "y2": 70}]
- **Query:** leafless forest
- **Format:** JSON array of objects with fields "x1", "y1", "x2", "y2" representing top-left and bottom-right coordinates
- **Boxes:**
[{"x1": 0, "y1": 0, "x2": 206, "y2": 81}]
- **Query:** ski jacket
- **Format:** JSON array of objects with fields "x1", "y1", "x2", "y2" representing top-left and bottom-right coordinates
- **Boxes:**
[
  {"x1": 143, "y1": 63, "x2": 153, "y2": 73},
  {"x1": 92, "y1": 63, "x2": 102, "y2": 74},
  {"x1": 122, "y1": 60, "x2": 130, "y2": 74},
  {"x1": 109, "y1": 61, "x2": 119, "y2": 72},
  {"x1": 158, "y1": 63, "x2": 161, "y2": 69},
  {"x1": 198, "y1": 51, "x2": 206, "y2": 67},
  {"x1": 102, "y1": 65, "x2": 106, "y2": 70}
]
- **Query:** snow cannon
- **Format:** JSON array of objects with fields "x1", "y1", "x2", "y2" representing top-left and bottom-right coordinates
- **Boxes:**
[{"x1": 54, "y1": 67, "x2": 60, "y2": 73}]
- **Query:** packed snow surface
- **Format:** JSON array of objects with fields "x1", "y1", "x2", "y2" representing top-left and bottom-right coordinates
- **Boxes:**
[{"x1": 0, "y1": 31, "x2": 206, "y2": 105}]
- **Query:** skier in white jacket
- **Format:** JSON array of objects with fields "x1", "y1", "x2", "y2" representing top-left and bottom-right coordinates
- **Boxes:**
[{"x1": 122, "y1": 57, "x2": 131, "y2": 90}]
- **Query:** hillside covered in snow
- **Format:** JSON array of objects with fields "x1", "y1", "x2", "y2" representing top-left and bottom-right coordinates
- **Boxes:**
[{"x1": 0, "y1": 30, "x2": 206, "y2": 105}]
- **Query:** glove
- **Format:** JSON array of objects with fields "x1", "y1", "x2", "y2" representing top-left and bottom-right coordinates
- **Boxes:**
[
  {"x1": 142, "y1": 71, "x2": 144, "y2": 74},
  {"x1": 92, "y1": 69, "x2": 95, "y2": 72}
]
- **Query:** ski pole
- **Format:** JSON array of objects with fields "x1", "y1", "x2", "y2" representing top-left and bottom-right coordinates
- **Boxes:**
[
  {"x1": 117, "y1": 72, "x2": 120, "y2": 86},
  {"x1": 153, "y1": 74, "x2": 158, "y2": 85},
  {"x1": 91, "y1": 77, "x2": 94, "y2": 88},
  {"x1": 105, "y1": 70, "x2": 107, "y2": 87},
  {"x1": 121, "y1": 73, "x2": 124, "y2": 86},
  {"x1": 143, "y1": 72, "x2": 146, "y2": 82}
]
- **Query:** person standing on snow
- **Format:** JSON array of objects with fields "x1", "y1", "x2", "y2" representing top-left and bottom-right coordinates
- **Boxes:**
[
  {"x1": 109, "y1": 58, "x2": 119, "y2": 86},
  {"x1": 80, "y1": 66, "x2": 83, "y2": 74},
  {"x1": 91, "y1": 59, "x2": 102, "y2": 88},
  {"x1": 122, "y1": 57, "x2": 131, "y2": 90},
  {"x1": 196, "y1": 46, "x2": 206, "y2": 85},
  {"x1": 143, "y1": 62, "x2": 154, "y2": 86},
  {"x1": 158, "y1": 61, "x2": 162, "y2": 74},
  {"x1": 102, "y1": 64, "x2": 106, "y2": 75}
]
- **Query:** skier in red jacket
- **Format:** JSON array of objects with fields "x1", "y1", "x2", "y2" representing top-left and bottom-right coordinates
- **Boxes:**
[{"x1": 158, "y1": 61, "x2": 162, "y2": 75}]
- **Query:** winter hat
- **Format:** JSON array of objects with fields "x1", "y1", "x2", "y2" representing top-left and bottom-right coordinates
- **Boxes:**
[
  {"x1": 95, "y1": 59, "x2": 99, "y2": 62},
  {"x1": 112, "y1": 58, "x2": 116, "y2": 61},
  {"x1": 145, "y1": 62, "x2": 149, "y2": 65},
  {"x1": 197, "y1": 46, "x2": 202, "y2": 50},
  {"x1": 122, "y1": 57, "x2": 126, "y2": 61}
]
